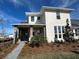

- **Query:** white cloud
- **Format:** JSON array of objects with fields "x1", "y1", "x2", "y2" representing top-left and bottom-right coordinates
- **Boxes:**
[
  {"x1": 22, "y1": 0, "x2": 37, "y2": 11},
  {"x1": 60, "y1": 0, "x2": 77, "y2": 7},
  {"x1": 0, "y1": 10, "x2": 22, "y2": 25},
  {"x1": 9, "y1": 0, "x2": 23, "y2": 7},
  {"x1": 0, "y1": 10, "x2": 22, "y2": 34},
  {"x1": 8, "y1": 0, "x2": 38, "y2": 11}
]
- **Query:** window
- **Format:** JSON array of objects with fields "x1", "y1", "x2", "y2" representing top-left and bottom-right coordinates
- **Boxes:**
[
  {"x1": 56, "y1": 12, "x2": 60, "y2": 19},
  {"x1": 75, "y1": 29, "x2": 78, "y2": 36},
  {"x1": 31, "y1": 16, "x2": 34, "y2": 21},
  {"x1": 54, "y1": 26, "x2": 64, "y2": 39},
  {"x1": 55, "y1": 34, "x2": 57, "y2": 38},
  {"x1": 62, "y1": 26, "x2": 65, "y2": 39},
  {"x1": 59, "y1": 34, "x2": 61, "y2": 38},
  {"x1": 62, "y1": 26, "x2": 65, "y2": 33},
  {"x1": 58, "y1": 26, "x2": 61, "y2": 33},
  {"x1": 54, "y1": 26, "x2": 57, "y2": 33},
  {"x1": 54, "y1": 26, "x2": 57, "y2": 39},
  {"x1": 37, "y1": 17, "x2": 40, "y2": 20}
]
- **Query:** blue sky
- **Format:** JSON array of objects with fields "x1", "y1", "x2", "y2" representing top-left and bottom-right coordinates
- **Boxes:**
[{"x1": 0, "y1": 0, "x2": 79, "y2": 35}]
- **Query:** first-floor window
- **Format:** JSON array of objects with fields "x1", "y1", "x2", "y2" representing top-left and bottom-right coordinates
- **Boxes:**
[
  {"x1": 75, "y1": 29, "x2": 77, "y2": 36},
  {"x1": 58, "y1": 26, "x2": 61, "y2": 33},
  {"x1": 55, "y1": 34, "x2": 57, "y2": 39},
  {"x1": 54, "y1": 26, "x2": 65, "y2": 39},
  {"x1": 75, "y1": 28, "x2": 79, "y2": 36},
  {"x1": 62, "y1": 26, "x2": 65, "y2": 33},
  {"x1": 54, "y1": 26, "x2": 57, "y2": 33},
  {"x1": 59, "y1": 34, "x2": 61, "y2": 38},
  {"x1": 54, "y1": 26, "x2": 57, "y2": 39}
]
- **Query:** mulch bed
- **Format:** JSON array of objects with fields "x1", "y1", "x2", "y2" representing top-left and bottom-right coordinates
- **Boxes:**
[
  {"x1": 0, "y1": 44, "x2": 17, "y2": 59},
  {"x1": 18, "y1": 42, "x2": 79, "y2": 58}
]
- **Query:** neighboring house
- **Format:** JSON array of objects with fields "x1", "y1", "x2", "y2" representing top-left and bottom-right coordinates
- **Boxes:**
[
  {"x1": 8, "y1": 34, "x2": 14, "y2": 38},
  {"x1": 0, "y1": 34, "x2": 5, "y2": 39},
  {"x1": 0, "y1": 36, "x2": 4, "y2": 39},
  {"x1": 71, "y1": 19, "x2": 79, "y2": 39},
  {"x1": 13, "y1": 6, "x2": 74, "y2": 44}
]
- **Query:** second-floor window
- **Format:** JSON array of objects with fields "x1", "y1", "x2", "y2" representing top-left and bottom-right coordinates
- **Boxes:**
[
  {"x1": 37, "y1": 17, "x2": 40, "y2": 20},
  {"x1": 56, "y1": 12, "x2": 60, "y2": 19},
  {"x1": 31, "y1": 16, "x2": 34, "y2": 22}
]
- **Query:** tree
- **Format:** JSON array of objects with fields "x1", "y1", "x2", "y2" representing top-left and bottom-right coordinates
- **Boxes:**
[
  {"x1": 63, "y1": 19, "x2": 74, "y2": 42},
  {"x1": 0, "y1": 18, "x2": 6, "y2": 37}
]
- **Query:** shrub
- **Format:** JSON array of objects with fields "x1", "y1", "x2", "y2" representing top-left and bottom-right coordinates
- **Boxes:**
[
  {"x1": 54, "y1": 39, "x2": 59, "y2": 43},
  {"x1": 0, "y1": 48, "x2": 2, "y2": 51},
  {"x1": 57, "y1": 44, "x2": 60, "y2": 47},
  {"x1": 39, "y1": 35, "x2": 47, "y2": 43},
  {"x1": 29, "y1": 35, "x2": 47, "y2": 47},
  {"x1": 54, "y1": 39, "x2": 64, "y2": 44}
]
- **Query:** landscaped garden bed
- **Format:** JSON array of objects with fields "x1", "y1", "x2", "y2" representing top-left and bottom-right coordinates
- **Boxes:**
[
  {"x1": 17, "y1": 42, "x2": 79, "y2": 59},
  {"x1": 0, "y1": 44, "x2": 16, "y2": 59},
  {"x1": 0, "y1": 38, "x2": 17, "y2": 59}
]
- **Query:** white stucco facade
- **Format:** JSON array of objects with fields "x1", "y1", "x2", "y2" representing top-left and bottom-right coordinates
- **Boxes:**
[
  {"x1": 45, "y1": 11, "x2": 71, "y2": 42},
  {"x1": 13, "y1": 6, "x2": 74, "y2": 43}
]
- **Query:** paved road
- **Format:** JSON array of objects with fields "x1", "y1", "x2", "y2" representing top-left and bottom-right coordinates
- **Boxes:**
[{"x1": 4, "y1": 41, "x2": 25, "y2": 59}]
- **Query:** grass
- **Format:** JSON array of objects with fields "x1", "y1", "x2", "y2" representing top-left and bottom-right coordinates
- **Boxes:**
[
  {"x1": 0, "y1": 38, "x2": 16, "y2": 59},
  {"x1": 0, "y1": 44, "x2": 16, "y2": 59},
  {"x1": 17, "y1": 43, "x2": 79, "y2": 59}
]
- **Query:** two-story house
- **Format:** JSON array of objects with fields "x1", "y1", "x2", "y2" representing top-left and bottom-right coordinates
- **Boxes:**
[{"x1": 13, "y1": 6, "x2": 74, "y2": 44}]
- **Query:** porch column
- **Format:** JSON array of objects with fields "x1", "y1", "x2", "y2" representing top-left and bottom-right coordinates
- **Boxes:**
[
  {"x1": 29, "y1": 26, "x2": 33, "y2": 41},
  {"x1": 17, "y1": 28, "x2": 21, "y2": 43},
  {"x1": 13, "y1": 27, "x2": 17, "y2": 44},
  {"x1": 13, "y1": 27, "x2": 20, "y2": 44},
  {"x1": 17, "y1": 28, "x2": 19, "y2": 39},
  {"x1": 44, "y1": 26, "x2": 46, "y2": 37}
]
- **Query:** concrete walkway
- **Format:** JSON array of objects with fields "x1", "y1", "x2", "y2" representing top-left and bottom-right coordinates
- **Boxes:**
[{"x1": 4, "y1": 41, "x2": 25, "y2": 59}]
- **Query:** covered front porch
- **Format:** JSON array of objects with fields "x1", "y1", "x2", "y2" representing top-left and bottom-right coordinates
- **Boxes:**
[{"x1": 13, "y1": 24, "x2": 46, "y2": 44}]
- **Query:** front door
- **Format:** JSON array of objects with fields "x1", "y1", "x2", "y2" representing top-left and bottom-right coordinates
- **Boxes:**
[{"x1": 20, "y1": 29, "x2": 29, "y2": 41}]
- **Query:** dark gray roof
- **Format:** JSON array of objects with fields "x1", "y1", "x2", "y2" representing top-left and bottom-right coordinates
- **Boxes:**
[
  {"x1": 26, "y1": 6, "x2": 74, "y2": 16},
  {"x1": 71, "y1": 19, "x2": 79, "y2": 26},
  {"x1": 41, "y1": 6, "x2": 74, "y2": 12}
]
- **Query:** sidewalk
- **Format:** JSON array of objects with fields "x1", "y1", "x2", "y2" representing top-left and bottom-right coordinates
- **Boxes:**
[{"x1": 4, "y1": 41, "x2": 25, "y2": 59}]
